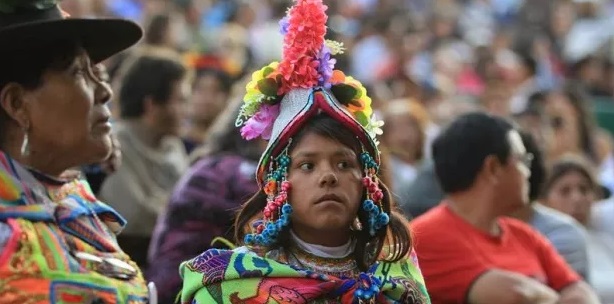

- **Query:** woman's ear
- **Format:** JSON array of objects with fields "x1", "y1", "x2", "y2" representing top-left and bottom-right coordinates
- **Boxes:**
[{"x1": 0, "y1": 83, "x2": 31, "y2": 129}]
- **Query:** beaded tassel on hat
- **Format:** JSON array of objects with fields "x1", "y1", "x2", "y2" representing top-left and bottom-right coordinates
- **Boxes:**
[
  {"x1": 360, "y1": 151, "x2": 389, "y2": 236},
  {"x1": 244, "y1": 149, "x2": 293, "y2": 247}
]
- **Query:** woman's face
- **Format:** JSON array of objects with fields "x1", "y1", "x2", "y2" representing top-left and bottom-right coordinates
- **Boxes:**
[
  {"x1": 190, "y1": 74, "x2": 228, "y2": 126},
  {"x1": 383, "y1": 113, "x2": 422, "y2": 162},
  {"x1": 544, "y1": 170, "x2": 595, "y2": 225},
  {"x1": 287, "y1": 132, "x2": 363, "y2": 246},
  {"x1": 545, "y1": 92, "x2": 581, "y2": 158},
  {"x1": 24, "y1": 51, "x2": 113, "y2": 173}
]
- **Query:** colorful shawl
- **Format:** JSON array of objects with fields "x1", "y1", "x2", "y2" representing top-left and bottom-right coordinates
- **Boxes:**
[
  {"x1": 180, "y1": 247, "x2": 430, "y2": 304},
  {"x1": 0, "y1": 151, "x2": 149, "y2": 303}
]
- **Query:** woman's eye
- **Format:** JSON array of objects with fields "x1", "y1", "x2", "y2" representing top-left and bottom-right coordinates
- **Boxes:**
[{"x1": 338, "y1": 161, "x2": 349, "y2": 169}]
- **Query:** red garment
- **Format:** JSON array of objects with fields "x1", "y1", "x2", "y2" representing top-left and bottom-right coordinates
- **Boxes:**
[{"x1": 411, "y1": 204, "x2": 580, "y2": 304}]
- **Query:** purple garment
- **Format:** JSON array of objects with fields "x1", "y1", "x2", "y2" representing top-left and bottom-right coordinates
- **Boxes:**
[{"x1": 145, "y1": 154, "x2": 259, "y2": 304}]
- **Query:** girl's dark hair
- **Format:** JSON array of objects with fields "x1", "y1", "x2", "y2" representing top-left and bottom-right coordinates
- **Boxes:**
[
  {"x1": 542, "y1": 155, "x2": 600, "y2": 198},
  {"x1": 234, "y1": 114, "x2": 411, "y2": 270},
  {"x1": 0, "y1": 41, "x2": 81, "y2": 146}
]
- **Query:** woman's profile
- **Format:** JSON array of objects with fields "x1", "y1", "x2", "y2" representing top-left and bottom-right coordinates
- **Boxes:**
[
  {"x1": 179, "y1": 0, "x2": 430, "y2": 303},
  {"x1": 0, "y1": 0, "x2": 149, "y2": 302}
]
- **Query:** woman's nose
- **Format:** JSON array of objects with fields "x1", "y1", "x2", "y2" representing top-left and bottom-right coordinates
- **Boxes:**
[{"x1": 95, "y1": 79, "x2": 113, "y2": 105}]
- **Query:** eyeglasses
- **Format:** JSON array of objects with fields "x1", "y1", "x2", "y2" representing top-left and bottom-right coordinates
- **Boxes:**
[{"x1": 516, "y1": 153, "x2": 534, "y2": 168}]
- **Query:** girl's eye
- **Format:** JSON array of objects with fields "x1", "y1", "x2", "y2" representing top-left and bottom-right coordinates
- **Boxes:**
[
  {"x1": 299, "y1": 163, "x2": 314, "y2": 171},
  {"x1": 338, "y1": 161, "x2": 349, "y2": 169}
]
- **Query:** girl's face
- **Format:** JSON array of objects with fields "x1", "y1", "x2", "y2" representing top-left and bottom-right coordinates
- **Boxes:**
[
  {"x1": 544, "y1": 170, "x2": 596, "y2": 225},
  {"x1": 287, "y1": 132, "x2": 363, "y2": 246}
]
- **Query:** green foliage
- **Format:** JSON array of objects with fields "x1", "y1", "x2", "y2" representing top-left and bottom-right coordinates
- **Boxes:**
[
  {"x1": 330, "y1": 83, "x2": 358, "y2": 106},
  {"x1": 355, "y1": 111, "x2": 369, "y2": 126}
]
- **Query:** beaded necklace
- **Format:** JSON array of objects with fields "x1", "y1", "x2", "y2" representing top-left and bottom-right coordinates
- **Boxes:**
[{"x1": 286, "y1": 244, "x2": 360, "y2": 279}]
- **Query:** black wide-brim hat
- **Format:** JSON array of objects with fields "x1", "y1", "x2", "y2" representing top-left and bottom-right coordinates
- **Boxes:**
[{"x1": 0, "y1": 4, "x2": 142, "y2": 63}]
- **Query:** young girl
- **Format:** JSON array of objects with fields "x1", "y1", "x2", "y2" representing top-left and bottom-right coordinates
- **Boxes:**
[{"x1": 179, "y1": 0, "x2": 430, "y2": 303}]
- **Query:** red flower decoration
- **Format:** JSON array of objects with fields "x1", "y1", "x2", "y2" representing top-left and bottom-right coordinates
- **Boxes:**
[{"x1": 277, "y1": 0, "x2": 328, "y2": 94}]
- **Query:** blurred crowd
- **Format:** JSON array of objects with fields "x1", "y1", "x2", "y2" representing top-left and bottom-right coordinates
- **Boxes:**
[{"x1": 60, "y1": 0, "x2": 614, "y2": 302}]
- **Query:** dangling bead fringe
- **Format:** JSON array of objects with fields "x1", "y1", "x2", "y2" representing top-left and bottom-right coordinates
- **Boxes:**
[
  {"x1": 354, "y1": 272, "x2": 383, "y2": 302},
  {"x1": 360, "y1": 151, "x2": 390, "y2": 236},
  {"x1": 245, "y1": 153, "x2": 293, "y2": 247}
]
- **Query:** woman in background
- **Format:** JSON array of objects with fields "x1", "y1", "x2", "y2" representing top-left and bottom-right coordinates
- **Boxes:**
[
  {"x1": 182, "y1": 64, "x2": 233, "y2": 154},
  {"x1": 380, "y1": 98, "x2": 427, "y2": 208}
]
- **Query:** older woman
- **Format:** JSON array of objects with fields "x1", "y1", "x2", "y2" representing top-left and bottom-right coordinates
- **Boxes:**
[
  {"x1": 179, "y1": 1, "x2": 430, "y2": 303},
  {"x1": 0, "y1": 1, "x2": 149, "y2": 303}
]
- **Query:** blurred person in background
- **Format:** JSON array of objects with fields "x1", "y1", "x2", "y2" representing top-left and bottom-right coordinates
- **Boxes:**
[
  {"x1": 141, "y1": 12, "x2": 184, "y2": 54},
  {"x1": 544, "y1": 86, "x2": 598, "y2": 163},
  {"x1": 349, "y1": 15, "x2": 393, "y2": 85},
  {"x1": 564, "y1": 0, "x2": 614, "y2": 65},
  {"x1": 508, "y1": 52, "x2": 540, "y2": 115},
  {"x1": 595, "y1": 128, "x2": 614, "y2": 195},
  {"x1": 380, "y1": 98, "x2": 427, "y2": 208},
  {"x1": 209, "y1": 1, "x2": 256, "y2": 79},
  {"x1": 549, "y1": 0, "x2": 576, "y2": 59},
  {"x1": 412, "y1": 112, "x2": 599, "y2": 304},
  {"x1": 514, "y1": 131, "x2": 590, "y2": 280},
  {"x1": 182, "y1": 61, "x2": 233, "y2": 153},
  {"x1": 100, "y1": 55, "x2": 189, "y2": 268},
  {"x1": 147, "y1": 91, "x2": 263, "y2": 304},
  {"x1": 542, "y1": 155, "x2": 614, "y2": 303},
  {"x1": 480, "y1": 80, "x2": 513, "y2": 117},
  {"x1": 569, "y1": 55, "x2": 609, "y2": 97},
  {"x1": 513, "y1": 91, "x2": 551, "y2": 149},
  {"x1": 249, "y1": 0, "x2": 289, "y2": 66},
  {"x1": 400, "y1": 159, "x2": 444, "y2": 219},
  {"x1": 593, "y1": 187, "x2": 614, "y2": 240},
  {"x1": 106, "y1": 10, "x2": 186, "y2": 103}
]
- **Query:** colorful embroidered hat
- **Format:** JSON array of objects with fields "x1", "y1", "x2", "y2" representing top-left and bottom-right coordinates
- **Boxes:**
[
  {"x1": 0, "y1": 0, "x2": 142, "y2": 63},
  {"x1": 235, "y1": 0, "x2": 384, "y2": 186}
]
